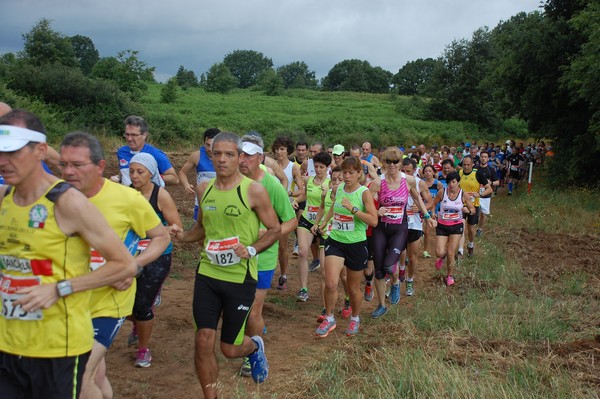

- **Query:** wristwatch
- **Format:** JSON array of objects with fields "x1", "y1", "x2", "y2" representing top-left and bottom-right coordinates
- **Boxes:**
[
  {"x1": 246, "y1": 246, "x2": 257, "y2": 258},
  {"x1": 351, "y1": 206, "x2": 359, "y2": 214},
  {"x1": 56, "y1": 280, "x2": 73, "y2": 297}
]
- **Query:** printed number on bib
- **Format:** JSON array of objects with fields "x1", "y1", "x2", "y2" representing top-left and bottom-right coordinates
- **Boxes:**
[
  {"x1": 442, "y1": 211, "x2": 461, "y2": 221},
  {"x1": 384, "y1": 207, "x2": 405, "y2": 220},
  {"x1": 0, "y1": 274, "x2": 42, "y2": 321},
  {"x1": 333, "y1": 213, "x2": 354, "y2": 231},
  {"x1": 206, "y1": 237, "x2": 241, "y2": 266},
  {"x1": 306, "y1": 206, "x2": 319, "y2": 222}
]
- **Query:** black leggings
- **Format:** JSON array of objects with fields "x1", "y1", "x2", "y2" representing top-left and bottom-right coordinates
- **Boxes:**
[
  {"x1": 132, "y1": 253, "x2": 171, "y2": 321},
  {"x1": 372, "y1": 222, "x2": 408, "y2": 280}
]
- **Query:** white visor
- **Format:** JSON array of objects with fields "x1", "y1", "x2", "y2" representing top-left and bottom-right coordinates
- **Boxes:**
[
  {"x1": 0, "y1": 125, "x2": 47, "y2": 152},
  {"x1": 242, "y1": 141, "x2": 263, "y2": 155}
]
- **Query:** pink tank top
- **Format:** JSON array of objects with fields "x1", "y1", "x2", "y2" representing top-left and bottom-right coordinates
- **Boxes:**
[
  {"x1": 438, "y1": 187, "x2": 464, "y2": 226},
  {"x1": 379, "y1": 173, "x2": 409, "y2": 224}
]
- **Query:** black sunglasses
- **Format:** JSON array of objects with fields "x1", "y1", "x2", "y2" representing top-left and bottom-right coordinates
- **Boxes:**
[{"x1": 385, "y1": 159, "x2": 400, "y2": 165}]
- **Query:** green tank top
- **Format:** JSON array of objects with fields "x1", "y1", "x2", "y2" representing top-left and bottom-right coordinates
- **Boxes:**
[
  {"x1": 329, "y1": 183, "x2": 368, "y2": 244},
  {"x1": 302, "y1": 176, "x2": 330, "y2": 223},
  {"x1": 198, "y1": 176, "x2": 260, "y2": 283}
]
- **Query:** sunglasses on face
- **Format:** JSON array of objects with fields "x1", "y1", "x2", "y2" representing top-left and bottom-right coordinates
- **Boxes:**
[{"x1": 385, "y1": 159, "x2": 400, "y2": 165}]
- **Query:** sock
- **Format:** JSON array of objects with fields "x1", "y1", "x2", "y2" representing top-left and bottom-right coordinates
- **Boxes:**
[
  {"x1": 393, "y1": 282, "x2": 400, "y2": 287},
  {"x1": 350, "y1": 315, "x2": 360, "y2": 322},
  {"x1": 407, "y1": 277, "x2": 414, "y2": 282},
  {"x1": 365, "y1": 272, "x2": 374, "y2": 283},
  {"x1": 282, "y1": 274, "x2": 287, "y2": 279},
  {"x1": 399, "y1": 265, "x2": 406, "y2": 271},
  {"x1": 327, "y1": 315, "x2": 335, "y2": 322},
  {"x1": 468, "y1": 242, "x2": 474, "y2": 248}
]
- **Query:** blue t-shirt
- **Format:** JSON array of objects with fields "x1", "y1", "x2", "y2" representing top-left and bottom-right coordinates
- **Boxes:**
[{"x1": 117, "y1": 143, "x2": 173, "y2": 186}]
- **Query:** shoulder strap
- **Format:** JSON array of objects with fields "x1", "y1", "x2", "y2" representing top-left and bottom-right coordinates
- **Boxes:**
[{"x1": 46, "y1": 181, "x2": 72, "y2": 203}]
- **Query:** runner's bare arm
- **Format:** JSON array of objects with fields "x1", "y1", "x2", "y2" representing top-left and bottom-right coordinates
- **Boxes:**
[
  {"x1": 178, "y1": 151, "x2": 200, "y2": 194},
  {"x1": 418, "y1": 179, "x2": 434, "y2": 211},
  {"x1": 15, "y1": 188, "x2": 136, "y2": 311},
  {"x1": 358, "y1": 189, "x2": 378, "y2": 227},
  {"x1": 264, "y1": 156, "x2": 288, "y2": 189},
  {"x1": 171, "y1": 181, "x2": 208, "y2": 243},
  {"x1": 161, "y1": 167, "x2": 179, "y2": 186}
]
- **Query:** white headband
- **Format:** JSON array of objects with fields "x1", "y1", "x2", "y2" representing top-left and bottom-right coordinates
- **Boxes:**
[{"x1": 0, "y1": 125, "x2": 46, "y2": 152}]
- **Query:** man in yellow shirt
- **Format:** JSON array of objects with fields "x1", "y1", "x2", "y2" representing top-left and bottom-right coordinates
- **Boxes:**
[
  {"x1": 0, "y1": 111, "x2": 136, "y2": 399},
  {"x1": 59, "y1": 132, "x2": 170, "y2": 399}
]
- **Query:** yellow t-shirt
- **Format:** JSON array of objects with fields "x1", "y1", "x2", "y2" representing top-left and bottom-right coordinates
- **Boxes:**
[
  {"x1": 459, "y1": 169, "x2": 482, "y2": 207},
  {"x1": 0, "y1": 181, "x2": 93, "y2": 357},
  {"x1": 88, "y1": 179, "x2": 162, "y2": 318}
]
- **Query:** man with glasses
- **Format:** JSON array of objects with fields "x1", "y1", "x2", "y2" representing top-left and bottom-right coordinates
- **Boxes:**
[{"x1": 112, "y1": 115, "x2": 179, "y2": 186}]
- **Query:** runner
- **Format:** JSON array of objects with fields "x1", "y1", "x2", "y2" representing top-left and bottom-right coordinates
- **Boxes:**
[
  {"x1": 314, "y1": 157, "x2": 378, "y2": 336},
  {"x1": 459, "y1": 156, "x2": 492, "y2": 256},
  {"x1": 292, "y1": 151, "x2": 332, "y2": 302},
  {"x1": 432, "y1": 172, "x2": 475, "y2": 285},
  {"x1": 505, "y1": 145, "x2": 525, "y2": 195},
  {"x1": 128, "y1": 153, "x2": 182, "y2": 370},
  {"x1": 422, "y1": 164, "x2": 442, "y2": 259},
  {"x1": 170, "y1": 132, "x2": 280, "y2": 398},
  {"x1": 112, "y1": 115, "x2": 179, "y2": 186},
  {"x1": 400, "y1": 159, "x2": 434, "y2": 297},
  {"x1": 271, "y1": 136, "x2": 303, "y2": 290},
  {"x1": 59, "y1": 132, "x2": 170, "y2": 399},
  {"x1": 177, "y1": 128, "x2": 220, "y2": 220},
  {"x1": 0, "y1": 111, "x2": 136, "y2": 399},
  {"x1": 237, "y1": 136, "x2": 297, "y2": 377},
  {"x1": 475, "y1": 151, "x2": 499, "y2": 236},
  {"x1": 361, "y1": 141, "x2": 381, "y2": 170},
  {"x1": 369, "y1": 149, "x2": 435, "y2": 318}
]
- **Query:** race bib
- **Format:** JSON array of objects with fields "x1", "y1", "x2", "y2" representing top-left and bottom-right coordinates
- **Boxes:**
[
  {"x1": 137, "y1": 239, "x2": 151, "y2": 253},
  {"x1": 384, "y1": 206, "x2": 405, "y2": 221},
  {"x1": 0, "y1": 274, "x2": 43, "y2": 321},
  {"x1": 510, "y1": 165, "x2": 519, "y2": 171},
  {"x1": 333, "y1": 213, "x2": 355, "y2": 231},
  {"x1": 441, "y1": 211, "x2": 461, "y2": 221},
  {"x1": 205, "y1": 236, "x2": 241, "y2": 266},
  {"x1": 306, "y1": 206, "x2": 319, "y2": 222},
  {"x1": 90, "y1": 248, "x2": 105, "y2": 271}
]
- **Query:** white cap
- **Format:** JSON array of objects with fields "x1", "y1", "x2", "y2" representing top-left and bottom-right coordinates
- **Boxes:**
[
  {"x1": 242, "y1": 141, "x2": 263, "y2": 155},
  {"x1": 0, "y1": 125, "x2": 46, "y2": 152}
]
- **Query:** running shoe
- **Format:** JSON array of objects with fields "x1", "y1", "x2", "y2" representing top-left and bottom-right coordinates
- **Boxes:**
[
  {"x1": 446, "y1": 275, "x2": 455, "y2": 286},
  {"x1": 457, "y1": 248, "x2": 464, "y2": 257},
  {"x1": 467, "y1": 246, "x2": 474, "y2": 256},
  {"x1": 308, "y1": 259, "x2": 320, "y2": 272},
  {"x1": 345, "y1": 319, "x2": 360, "y2": 336},
  {"x1": 128, "y1": 326, "x2": 138, "y2": 346},
  {"x1": 134, "y1": 347, "x2": 152, "y2": 368},
  {"x1": 399, "y1": 268, "x2": 406, "y2": 283},
  {"x1": 406, "y1": 280, "x2": 414, "y2": 297},
  {"x1": 316, "y1": 308, "x2": 326, "y2": 323},
  {"x1": 423, "y1": 251, "x2": 432, "y2": 258},
  {"x1": 315, "y1": 318, "x2": 336, "y2": 338},
  {"x1": 435, "y1": 257, "x2": 444, "y2": 270},
  {"x1": 296, "y1": 288, "x2": 309, "y2": 302},
  {"x1": 292, "y1": 242, "x2": 299, "y2": 256},
  {"x1": 508, "y1": 191, "x2": 512, "y2": 196},
  {"x1": 276, "y1": 276, "x2": 287, "y2": 290},
  {"x1": 390, "y1": 283, "x2": 400, "y2": 305},
  {"x1": 341, "y1": 300, "x2": 352, "y2": 318},
  {"x1": 240, "y1": 356, "x2": 252, "y2": 377},
  {"x1": 248, "y1": 336, "x2": 269, "y2": 383},
  {"x1": 476, "y1": 228, "x2": 483, "y2": 237},
  {"x1": 371, "y1": 305, "x2": 388, "y2": 319},
  {"x1": 364, "y1": 283, "x2": 374, "y2": 302}
]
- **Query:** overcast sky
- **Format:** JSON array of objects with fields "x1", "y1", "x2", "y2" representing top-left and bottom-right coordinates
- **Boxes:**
[{"x1": 0, "y1": 0, "x2": 542, "y2": 82}]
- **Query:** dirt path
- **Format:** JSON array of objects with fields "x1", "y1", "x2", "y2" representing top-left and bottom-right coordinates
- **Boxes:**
[{"x1": 105, "y1": 152, "x2": 600, "y2": 398}]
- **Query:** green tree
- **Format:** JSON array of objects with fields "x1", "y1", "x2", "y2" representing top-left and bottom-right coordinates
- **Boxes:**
[
  {"x1": 393, "y1": 58, "x2": 439, "y2": 96},
  {"x1": 91, "y1": 50, "x2": 155, "y2": 99},
  {"x1": 69, "y1": 35, "x2": 99, "y2": 75},
  {"x1": 258, "y1": 68, "x2": 284, "y2": 96},
  {"x1": 223, "y1": 50, "x2": 273, "y2": 88},
  {"x1": 277, "y1": 61, "x2": 317, "y2": 89},
  {"x1": 175, "y1": 65, "x2": 198, "y2": 89},
  {"x1": 160, "y1": 77, "x2": 178, "y2": 103},
  {"x1": 322, "y1": 59, "x2": 392, "y2": 93},
  {"x1": 21, "y1": 18, "x2": 77, "y2": 67},
  {"x1": 205, "y1": 63, "x2": 237, "y2": 94}
]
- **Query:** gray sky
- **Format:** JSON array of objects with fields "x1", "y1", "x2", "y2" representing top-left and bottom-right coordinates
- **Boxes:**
[{"x1": 0, "y1": 0, "x2": 542, "y2": 82}]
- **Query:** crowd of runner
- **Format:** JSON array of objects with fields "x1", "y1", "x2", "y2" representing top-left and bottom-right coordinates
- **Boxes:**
[{"x1": 0, "y1": 104, "x2": 548, "y2": 399}]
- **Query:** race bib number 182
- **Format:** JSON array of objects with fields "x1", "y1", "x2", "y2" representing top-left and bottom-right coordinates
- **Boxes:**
[{"x1": 205, "y1": 237, "x2": 241, "y2": 266}]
